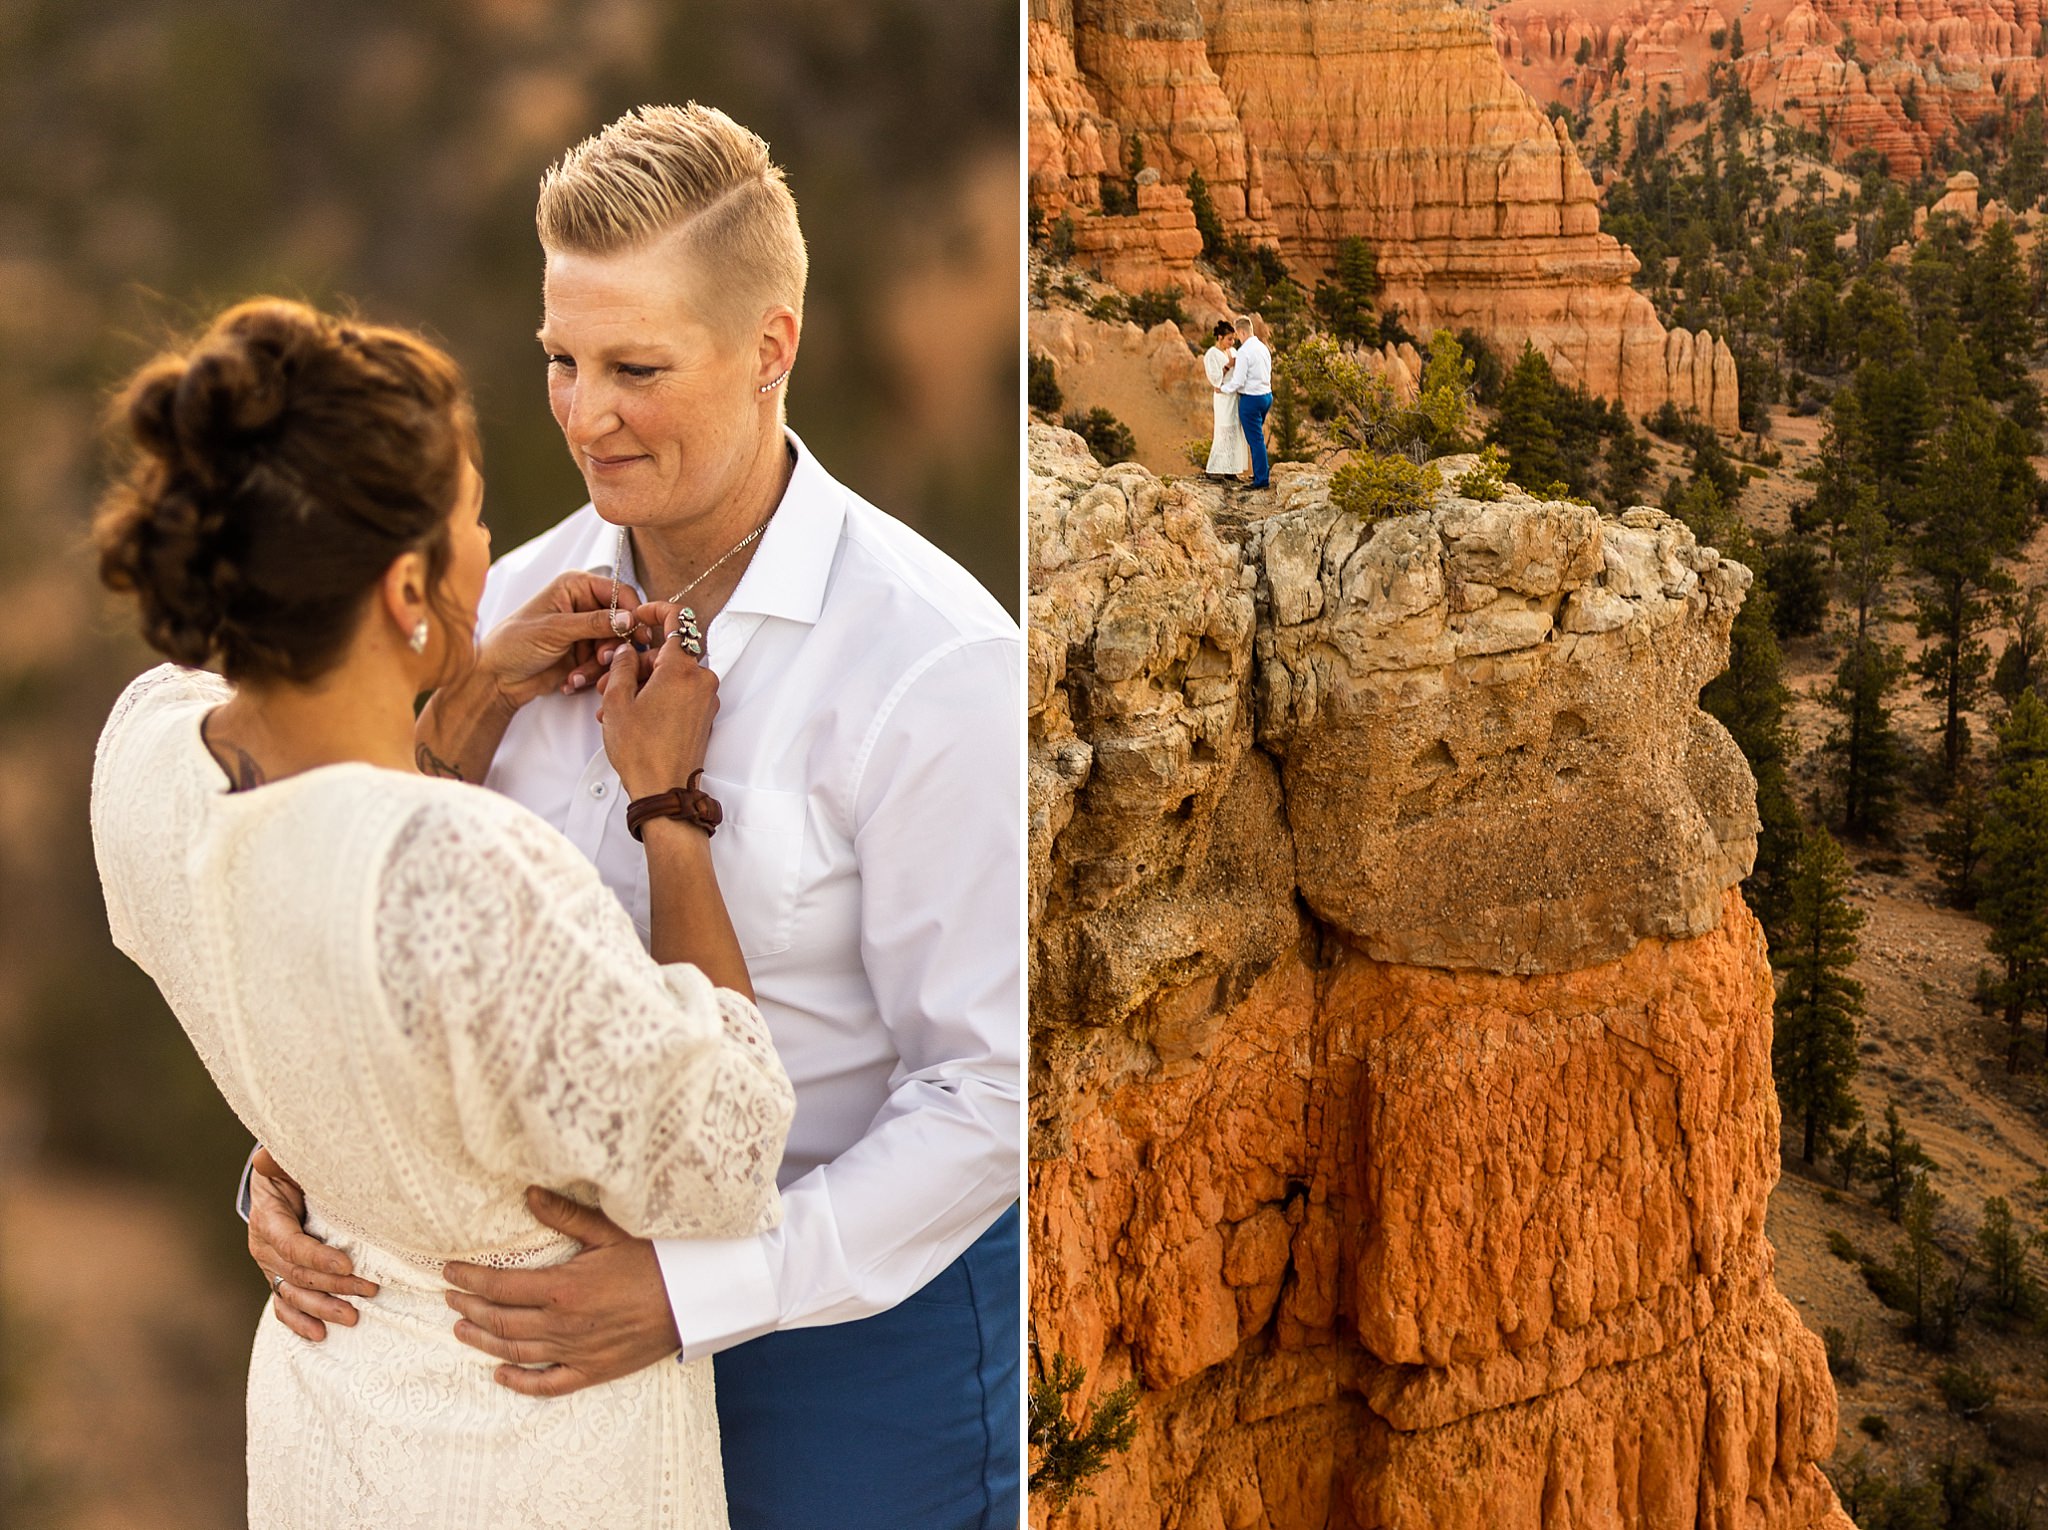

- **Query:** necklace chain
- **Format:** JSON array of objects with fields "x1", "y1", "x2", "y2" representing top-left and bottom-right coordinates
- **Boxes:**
[{"x1": 607, "y1": 511, "x2": 776, "y2": 633}]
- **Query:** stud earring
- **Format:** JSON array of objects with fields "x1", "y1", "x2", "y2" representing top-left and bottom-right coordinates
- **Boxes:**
[
  {"x1": 409, "y1": 619, "x2": 429, "y2": 653},
  {"x1": 758, "y1": 367, "x2": 791, "y2": 394}
]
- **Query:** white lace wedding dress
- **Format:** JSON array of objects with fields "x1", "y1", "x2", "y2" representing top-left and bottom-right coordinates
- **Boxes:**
[
  {"x1": 89, "y1": 664, "x2": 795, "y2": 1530},
  {"x1": 1204, "y1": 345, "x2": 1249, "y2": 474}
]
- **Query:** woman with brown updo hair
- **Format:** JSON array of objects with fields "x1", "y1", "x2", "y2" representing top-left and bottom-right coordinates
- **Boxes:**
[{"x1": 88, "y1": 297, "x2": 793, "y2": 1529}]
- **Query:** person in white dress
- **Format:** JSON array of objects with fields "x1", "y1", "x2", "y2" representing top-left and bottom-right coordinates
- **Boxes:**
[
  {"x1": 89, "y1": 297, "x2": 794, "y2": 1529},
  {"x1": 1202, "y1": 319, "x2": 1249, "y2": 476}
]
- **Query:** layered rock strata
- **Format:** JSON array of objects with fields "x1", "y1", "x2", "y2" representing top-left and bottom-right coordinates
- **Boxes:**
[
  {"x1": 1027, "y1": 0, "x2": 1739, "y2": 430},
  {"x1": 1493, "y1": 0, "x2": 2047, "y2": 180},
  {"x1": 1027, "y1": 420, "x2": 1850, "y2": 1528}
]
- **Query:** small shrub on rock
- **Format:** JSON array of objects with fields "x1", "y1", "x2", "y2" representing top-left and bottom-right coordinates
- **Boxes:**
[
  {"x1": 1029, "y1": 353, "x2": 1063, "y2": 415},
  {"x1": 1125, "y1": 287, "x2": 1186, "y2": 329},
  {"x1": 1453, "y1": 444, "x2": 1510, "y2": 502},
  {"x1": 1050, "y1": 213, "x2": 1077, "y2": 260},
  {"x1": 1062, "y1": 407, "x2": 1138, "y2": 466},
  {"x1": 1330, "y1": 452, "x2": 1441, "y2": 523},
  {"x1": 1823, "y1": 1323, "x2": 1865, "y2": 1385},
  {"x1": 1029, "y1": 1352, "x2": 1138, "y2": 1510},
  {"x1": 1087, "y1": 292, "x2": 1128, "y2": 325},
  {"x1": 1935, "y1": 1362, "x2": 1996, "y2": 1416}
]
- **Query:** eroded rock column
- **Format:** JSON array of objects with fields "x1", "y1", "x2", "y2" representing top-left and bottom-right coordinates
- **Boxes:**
[{"x1": 1028, "y1": 423, "x2": 1852, "y2": 1529}]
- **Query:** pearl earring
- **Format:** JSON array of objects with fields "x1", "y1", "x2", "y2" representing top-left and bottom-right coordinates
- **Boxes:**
[
  {"x1": 409, "y1": 619, "x2": 429, "y2": 653},
  {"x1": 758, "y1": 367, "x2": 791, "y2": 394}
]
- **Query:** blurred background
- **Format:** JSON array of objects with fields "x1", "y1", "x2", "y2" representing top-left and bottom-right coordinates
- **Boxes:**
[{"x1": 0, "y1": 1, "x2": 1018, "y2": 1524}]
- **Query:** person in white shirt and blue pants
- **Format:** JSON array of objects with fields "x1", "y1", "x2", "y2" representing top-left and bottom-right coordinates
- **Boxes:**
[
  {"x1": 239, "y1": 104, "x2": 1020, "y2": 1529},
  {"x1": 1220, "y1": 314, "x2": 1274, "y2": 490}
]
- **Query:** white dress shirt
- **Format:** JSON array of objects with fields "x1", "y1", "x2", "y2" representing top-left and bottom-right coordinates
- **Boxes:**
[
  {"x1": 475, "y1": 429, "x2": 1021, "y2": 1361},
  {"x1": 1221, "y1": 333, "x2": 1273, "y2": 397}
]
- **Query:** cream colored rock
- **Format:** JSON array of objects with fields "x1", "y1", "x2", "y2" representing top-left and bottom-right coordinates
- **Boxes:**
[
  {"x1": 1028, "y1": 306, "x2": 1215, "y2": 475},
  {"x1": 1028, "y1": 426, "x2": 1293, "y2": 1085}
]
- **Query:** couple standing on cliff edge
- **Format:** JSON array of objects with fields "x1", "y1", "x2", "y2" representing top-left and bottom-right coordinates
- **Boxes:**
[{"x1": 1203, "y1": 316, "x2": 1273, "y2": 489}]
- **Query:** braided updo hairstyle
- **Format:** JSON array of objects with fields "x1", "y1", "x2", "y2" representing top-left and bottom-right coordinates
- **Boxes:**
[{"x1": 95, "y1": 298, "x2": 477, "y2": 685}]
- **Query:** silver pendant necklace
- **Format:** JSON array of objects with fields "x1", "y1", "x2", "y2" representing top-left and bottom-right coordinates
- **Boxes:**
[{"x1": 608, "y1": 511, "x2": 774, "y2": 657}]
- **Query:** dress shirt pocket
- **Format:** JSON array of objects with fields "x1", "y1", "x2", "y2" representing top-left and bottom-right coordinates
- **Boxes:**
[{"x1": 700, "y1": 775, "x2": 806, "y2": 960}]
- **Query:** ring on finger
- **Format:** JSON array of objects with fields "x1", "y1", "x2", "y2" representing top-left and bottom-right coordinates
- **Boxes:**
[{"x1": 270, "y1": 1273, "x2": 287, "y2": 1296}]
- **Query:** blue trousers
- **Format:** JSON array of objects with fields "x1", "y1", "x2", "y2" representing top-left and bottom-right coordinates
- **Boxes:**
[
  {"x1": 1237, "y1": 391, "x2": 1273, "y2": 485},
  {"x1": 712, "y1": 1204, "x2": 1020, "y2": 1529}
]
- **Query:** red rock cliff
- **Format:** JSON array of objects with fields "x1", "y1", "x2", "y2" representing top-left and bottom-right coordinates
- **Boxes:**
[
  {"x1": 1027, "y1": 421, "x2": 1852, "y2": 1528},
  {"x1": 1491, "y1": 0, "x2": 2046, "y2": 180},
  {"x1": 1028, "y1": 0, "x2": 1740, "y2": 431}
]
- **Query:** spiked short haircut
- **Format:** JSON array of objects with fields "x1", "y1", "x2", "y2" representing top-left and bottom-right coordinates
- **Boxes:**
[{"x1": 536, "y1": 103, "x2": 808, "y2": 338}]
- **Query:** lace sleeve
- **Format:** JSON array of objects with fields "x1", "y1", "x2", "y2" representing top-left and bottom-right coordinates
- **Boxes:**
[
  {"x1": 91, "y1": 663, "x2": 228, "y2": 957},
  {"x1": 374, "y1": 793, "x2": 793, "y2": 1240}
]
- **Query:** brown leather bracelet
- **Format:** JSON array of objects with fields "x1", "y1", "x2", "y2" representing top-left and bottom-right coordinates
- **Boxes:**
[{"x1": 626, "y1": 769, "x2": 723, "y2": 842}]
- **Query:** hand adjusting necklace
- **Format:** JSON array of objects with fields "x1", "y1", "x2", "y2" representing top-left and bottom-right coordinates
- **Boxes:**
[{"x1": 606, "y1": 511, "x2": 774, "y2": 657}]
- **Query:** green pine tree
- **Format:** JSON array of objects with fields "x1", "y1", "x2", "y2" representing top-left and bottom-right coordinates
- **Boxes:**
[
  {"x1": 1849, "y1": 358, "x2": 1930, "y2": 516},
  {"x1": 1773, "y1": 829, "x2": 1866, "y2": 1164},
  {"x1": 1911, "y1": 395, "x2": 2029, "y2": 781},
  {"x1": 1977, "y1": 1195, "x2": 2036, "y2": 1316},
  {"x1": 1186, "y1": 168, "x2": 1223, "y2": 260},
  {"x1": 1802, "y1": 392, "x2": 1872, "y2": 568},
  {"x1": 1979, "y1": 692, "x2": 2048, "y2": 1070},
  {"x1": 1887, "y1": 1172, "x2": 1958, "y2": 1348},
  {"x1": 1964, "y1": 219, "x2": 2035, "y2": 399},
  {"x1": 1836, "y1": 477, "x2": 1892, "y2": 641},
  {"x1": 1695, "y1": 485, "x2": 1800, "y2": 941},
  {"x1": 1311, "y1": 236, "x2": 1381, "y2": 345},
  {"x1": 1993, "y1": 585, "x2": 2048, "y2": 704},
  {"x1": 1488, "y1": 342, "x2": 1567, "y2": 493},
  {"x1": 1832, "y1": 1120, "x2": 1871, "y2": 1192},
  {"x1": 1603, "y1": 426, "x2": 1652, "y2": 509},
  {"x1": 1927, "y1": 764, "x2": 1987, "y2": 909},
  {"x1": 1028, "y1": 1353, "x2": 1140, "y2": 1509},
  {"x1": 2005, "y1": 107, "x2": 2048, "y2": 212},
  {"x1": 1875, "y1": 1100, "x2": 1935, "y2": 1222},
  {"x1": 1413, "y1": 330, "x2": 1476, "y2": 453},
  {"x1": 1823, "y1": 634, "x2": 1907, "y2": 838}
]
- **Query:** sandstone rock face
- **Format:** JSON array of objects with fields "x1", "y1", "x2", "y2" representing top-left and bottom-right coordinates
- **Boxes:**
[
  {"x1": 1027, "y1": 0, "x2": 1740, "y2": 431},
  {"x1": 1028, "y1": 306, "x2": 1218, "y2": 473},
  {"x1": 1028, "y1": 421, "x2": 1850, "y2": 1528},
  {"x1": 1493, "y1": 0, "x2": 2047, "y2": 180},
  {"x1": 1069, "y1": 177, "x2": 1232, "y2": 315}
]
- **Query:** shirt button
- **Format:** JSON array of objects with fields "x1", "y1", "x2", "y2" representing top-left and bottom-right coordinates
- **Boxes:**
[{"x1": 590, "y1": 781, "x2": 608, "y2": 798}]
